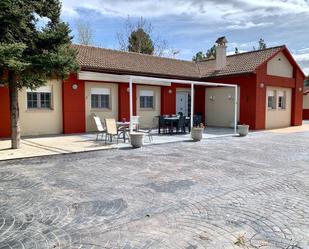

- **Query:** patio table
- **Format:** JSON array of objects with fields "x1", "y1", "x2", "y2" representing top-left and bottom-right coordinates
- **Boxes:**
[
  {"x1": 116, "y1": 121, "x2": 130, "y2": 126},
  {"x1": 116, "y1": 121, "x2": 130, "y2": 142},
  {"x1": 159, "y1": 116, "x2": 190, "y2": 134}
]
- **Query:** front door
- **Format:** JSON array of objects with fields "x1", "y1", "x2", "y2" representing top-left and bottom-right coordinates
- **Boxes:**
[{"x1": 176, "y1": 91, "x2": 189, "y2": 116}]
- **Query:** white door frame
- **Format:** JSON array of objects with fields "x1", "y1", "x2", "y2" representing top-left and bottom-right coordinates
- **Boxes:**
[{"x1": 176, "y1": 91, "x2": 189, "y2": 116}]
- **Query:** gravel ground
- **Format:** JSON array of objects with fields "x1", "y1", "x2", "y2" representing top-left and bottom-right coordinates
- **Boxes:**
[{"x1": 0, "y1": 130, "x2": 308, "y2": 249}]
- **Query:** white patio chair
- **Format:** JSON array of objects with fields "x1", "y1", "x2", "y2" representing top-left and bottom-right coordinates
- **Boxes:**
[
  {"x1": 105, "y1": 118, "x2": 129, "y2": 144},
  {"x1": 93, "y1": 116, "x2": 106, "y2": 141}
]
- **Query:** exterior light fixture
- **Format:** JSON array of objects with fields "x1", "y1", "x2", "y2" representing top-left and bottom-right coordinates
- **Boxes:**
[
  {"x1": 260, "y1": 83, "x2": 264, "y2": 88},
  {"x1": 299, "y1": 87, "x2": 303, "y2": 92},
  {"x1": 127, "y1": 87, "x2": 130, "y2": 92},
  {"x1": 168, "y1": 89, "x2": 172, "y2": 94},
  {"x1": 72, "y1": 83, "x2": 78, "y2": 90}
]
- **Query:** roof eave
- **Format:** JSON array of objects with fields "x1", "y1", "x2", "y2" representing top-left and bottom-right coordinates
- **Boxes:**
[{"x1": 80, "y1": 66, "x2": 201, "y2": 81}]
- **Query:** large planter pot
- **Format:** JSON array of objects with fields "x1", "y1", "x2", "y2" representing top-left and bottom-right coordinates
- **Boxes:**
[
  {"x1": 130, "y1": 132, "x2": 144, "y2": 148},
  {"x1": 191, "y1": 127, "x2": 204, "y2": 141},
  {"x1": 237, "y1": 125, "x2": 249, "y2": 137}
]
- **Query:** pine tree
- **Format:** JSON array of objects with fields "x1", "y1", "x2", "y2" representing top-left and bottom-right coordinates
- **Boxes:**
[
  {"x1": 0, "y1": 0, "x2": 79, "y2": 149},
  {"x1": 192, "y1": 51, "x2": 206, "y2": 62},
  {"x1": 128, "y1": 28, "x2": 154, "y2": 54},
  {"x1": 258, "y1": 38, "x2": 267, "y2": 50}
]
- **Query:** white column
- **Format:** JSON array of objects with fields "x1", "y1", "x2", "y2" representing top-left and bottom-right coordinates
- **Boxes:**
[
  {"x1": 234, "y1": 85, "x2": 238, "y2": 135},
  {"x1": 129, "y1": 77, "x2": 133, "y2": 133},
  {"x1": 190, "y1": 83, "x2": 194, "y2": 130}
]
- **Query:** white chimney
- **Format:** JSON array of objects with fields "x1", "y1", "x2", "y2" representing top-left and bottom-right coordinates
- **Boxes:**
[{"x1": 215, "y1": 36, "x2": 228, "y2": 70}]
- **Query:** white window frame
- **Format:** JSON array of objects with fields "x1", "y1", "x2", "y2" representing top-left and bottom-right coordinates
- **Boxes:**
[
  {"x1": 26, "y1": 86, "x2": 52, "y2": 109},
  {"x1": 140, "y1": 89, "x2": 155, "y2": 109},
  {"x1": 267, "y1": 90, "x2": 276, "y2": 110},
  {"x1": 277, "y1": 90, "x2": 286, "y2": 109},
  {"x1": 90, "y1": 87, "x2": 111, "y2": 109}
]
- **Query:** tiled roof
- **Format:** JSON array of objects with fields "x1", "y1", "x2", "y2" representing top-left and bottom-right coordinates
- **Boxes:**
[
  {"x1": 73, "y1": 44, "x2": 286, "y2": 79},
  {"x1": 197, "y1": 46, "x2": 285, "y2": 78},
  {"x1": 73, "y1": 44, "x2": 200, "y2": 79}
]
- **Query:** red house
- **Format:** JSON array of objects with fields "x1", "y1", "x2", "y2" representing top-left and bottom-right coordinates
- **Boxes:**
[{"x1": 0, "y1": 40, "x2": 305, "y2": 138}]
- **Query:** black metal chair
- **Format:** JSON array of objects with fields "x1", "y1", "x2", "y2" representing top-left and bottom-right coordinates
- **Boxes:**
[
  {"x1": 158, "y1": 116, "x2": 168, "y2": 134},
  {"x1": 177, "y1": 116, "x2": 186, "y2": 133},
  {"x1": 193, "y1": 115, "x2": 202, "y2": 127}
]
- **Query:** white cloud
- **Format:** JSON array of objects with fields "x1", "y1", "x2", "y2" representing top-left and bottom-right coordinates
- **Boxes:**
[
  {"x1": 226, "y1": 21, "x2": 273, "y2": 30},
  {"x1": 294, "y1": 53, "x2": 309, "y2": 62},
  {"x1": 60, "y1": 0, "x2": 309, "y2": 30},
  {"x1": 293, "y1": 50, "x2": 309, "y2": 75}
]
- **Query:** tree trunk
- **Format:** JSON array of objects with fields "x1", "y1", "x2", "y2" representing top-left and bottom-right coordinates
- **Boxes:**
[{"x1": 8, "y1": 72, "x2": 21, "y2": 149}]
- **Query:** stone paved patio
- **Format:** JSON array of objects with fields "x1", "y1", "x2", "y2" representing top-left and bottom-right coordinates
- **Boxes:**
[
  {"x1": 0, "y1": 127, "x2": 234, "y2": 161},
  {"x1": 0, "y1": 129, "x2": 309, "y2": 248}
]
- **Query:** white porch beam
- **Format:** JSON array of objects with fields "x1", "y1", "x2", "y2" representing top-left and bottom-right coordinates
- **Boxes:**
[
  {"x1": 129, "y1": 75, "x2": 236, "y2": 88},
  {"x1": 129, "y1": 76, "x2": 133, "y2": 133},
  {"x1": 190, "y1": 83, "x2": 194, "y2": 129},
  {"x1": 234, "y1": 86, "x2": 238, "y2": 135},
  {"x1": 78, "y1": 71, "x2": 171, "y2": 86}
]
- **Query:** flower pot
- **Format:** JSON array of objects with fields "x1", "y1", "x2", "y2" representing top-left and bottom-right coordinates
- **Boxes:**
[
  {"x1": 129, "y1": 132, "x2": 144, "y2": 148},
  {"x1": 191, "y1": 127, "x2": 204, "y2": 141},
  {"x1": 237, "y1": 125, "x2": 249, "y2": 137}
]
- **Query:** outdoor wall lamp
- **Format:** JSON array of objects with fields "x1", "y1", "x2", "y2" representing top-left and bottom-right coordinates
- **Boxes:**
[
  {"x1": 209, "y1": 96, "x2": 215, "y2": 101},
  {"x1": 228, "y1": 95, "x2": 234, "y2": 100},
  {"x1": 168, "y1": 89, "x2": 172, "y2": 94},
  {"x1": 72, "y1": 83, "x2": 78, "y2": 90},
  {"x1": 299, "y1": 87, "x2": 303, "y2": 92},
  {"x1": 260, "y1": 83, "x2": 264, "y2": 88},
  {"x1": 127, "y1": 87, "x2": 130, "y2": 92}
]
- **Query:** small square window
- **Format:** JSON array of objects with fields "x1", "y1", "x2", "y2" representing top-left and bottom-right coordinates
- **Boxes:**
[
  {"x1": 278, "y1": 91, "x2": 286, "y2": 109},
  {"x1": 91, "y1": 94, "x2": 110, "y2": 109},
  {"x1": 140, "y1": 90, "x2": 154, "y2": 109},
  {"x1": 267, "y1": 90, "x2": 276, "y2": 109},
  {"x1": 40, "y1": 92, "x2": 51, "y2": 108},
  {"x1": 140, "y1": 96, "x2": 154, "y2": 108},
  {"x1": 27, "y1": 92, "x2": 38, "y2": 109},
  {"x1": 27, "y1": 85, "x2": 52, "y2": 110}
]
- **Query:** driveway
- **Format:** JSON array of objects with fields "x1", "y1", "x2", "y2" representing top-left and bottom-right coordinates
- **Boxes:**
[{"x1": 0, "y1": 130, "x2": 308, "y2": 248}]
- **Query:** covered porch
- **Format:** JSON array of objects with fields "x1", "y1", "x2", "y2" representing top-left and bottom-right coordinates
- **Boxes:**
[{"x1": 78, "y1": 72, "x2": 239, "y2": 136}]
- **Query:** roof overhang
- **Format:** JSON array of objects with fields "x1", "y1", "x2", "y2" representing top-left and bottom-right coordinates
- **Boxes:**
[{"x1": 78, "y1": 71, "x2": 172, "y2": 86}]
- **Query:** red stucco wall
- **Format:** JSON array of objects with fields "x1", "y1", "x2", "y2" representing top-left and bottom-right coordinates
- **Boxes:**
[
  {"x1": 62, "y1": 74, "x2": 86, "y2": 134},
  {"x1": 118, "y1": 83, "x2": 136, "y2": 121},
  {"x1": 0, "y1": 87, "x2": 10, "y2": 138},
  {"x1": 291, "y1": 70, "x2": 304, "y2": 126},
  {"x1": 303, "y1": 109, "x2": 309, "y2": 120},
  {"x1": 161, "y1": 84, "x2": 176, "y2": 115},
  {"x1": 194, "y1": 85, "x2": 206, "y2": 122}
]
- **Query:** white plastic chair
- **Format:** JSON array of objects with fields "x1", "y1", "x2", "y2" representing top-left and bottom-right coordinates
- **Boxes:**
[{"x1": 93, "y1": 116, "x2": 106, "y2": 141}]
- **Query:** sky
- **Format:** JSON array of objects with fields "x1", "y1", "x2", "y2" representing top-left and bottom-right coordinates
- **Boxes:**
[{"x1": 60, "y1": 0, "x2": 309, "y2": 75}]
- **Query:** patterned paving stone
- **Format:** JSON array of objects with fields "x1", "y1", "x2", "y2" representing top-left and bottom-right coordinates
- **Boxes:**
[{"x1": 0, "y1": 131, "x2": 309, "y2": 248}]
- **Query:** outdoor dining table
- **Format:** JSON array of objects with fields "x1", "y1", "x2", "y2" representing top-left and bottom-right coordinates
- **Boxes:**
[
  {"x1": 116, "y1": 121, "x2": 130, "y2": 127},
  {"x1": 159, "y1": 116, "x2": 190, "y2": 134},
  {"x1": 116, "y1": 121, "x2": 130, "y2": 142}
]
